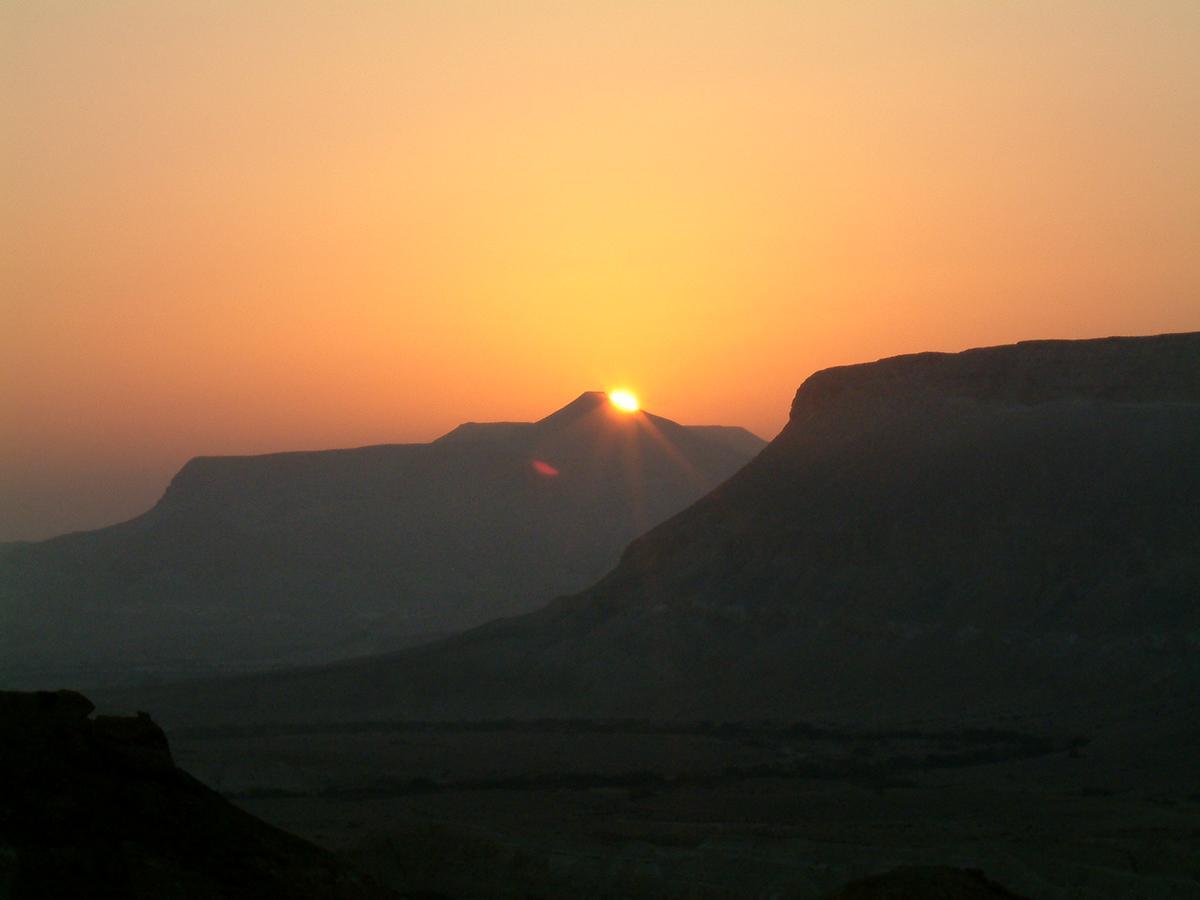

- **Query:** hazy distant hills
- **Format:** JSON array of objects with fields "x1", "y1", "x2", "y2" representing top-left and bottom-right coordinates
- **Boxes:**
[
  {"x1": 0, "y1": 393, "x2": 763, "y2": 686},
  {"x1": 117, "y1": 333, "x2": 1200, "y2": 728}
]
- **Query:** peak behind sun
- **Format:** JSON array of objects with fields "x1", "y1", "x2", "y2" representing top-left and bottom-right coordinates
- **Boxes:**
[{"x1": 608, "y1": 390, "x2": 639, "y2": 412}]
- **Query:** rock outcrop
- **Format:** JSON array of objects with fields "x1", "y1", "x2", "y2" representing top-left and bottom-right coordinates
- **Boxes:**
[
  {"x1": 823, "y1": 865, "x2": 1027, "y2": 899},
  {"x1": 0, "y1": 690, "x2": 394, "y2": 899}
]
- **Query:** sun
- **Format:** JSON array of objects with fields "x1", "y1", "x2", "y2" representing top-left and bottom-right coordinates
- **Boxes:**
[{"x1": 608, "y1": 390, "x2": 639, "y2": 413}]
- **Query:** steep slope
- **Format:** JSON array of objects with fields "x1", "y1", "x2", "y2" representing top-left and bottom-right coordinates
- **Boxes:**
[
  {"x1": 110, "y1": 333, "x2": 1200, "y2": 728},
  {"x1": 822, "y1": 866, "x2": 1027, "y2": 899},
  {"x1": 0, "y1": 394, "x2": 763, "y2": 686},
  {"x1": 0, "y1": 690, "x2": 395, "y2": 898}
]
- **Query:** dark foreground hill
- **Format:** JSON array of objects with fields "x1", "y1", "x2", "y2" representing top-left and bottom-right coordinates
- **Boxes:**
[
  {"x1": 105, "y1": 333, "x2": 1200, "y2": 729},
  {"x1": 822, "y1": 866, "x2": 1028, "y2": 899},
  {"x1": 0, "y1": 690, "x2": 395, "y2": 899},
  {"x1": 0, "y1": 394, "x2": 762, "y2": 686}
]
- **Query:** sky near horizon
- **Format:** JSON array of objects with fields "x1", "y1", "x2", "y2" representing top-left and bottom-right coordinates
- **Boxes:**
[{"x1": 3, "y1": 1, "x2": 1199, "y2": 540}]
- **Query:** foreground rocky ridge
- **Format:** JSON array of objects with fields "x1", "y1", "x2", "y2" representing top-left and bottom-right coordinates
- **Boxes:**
[
  {"x1": 822, "y1": 865, "x2": 1028, "y2": 899},
  {"x1": 0, "y1": 690, "x2": 395, "y2": 899}
]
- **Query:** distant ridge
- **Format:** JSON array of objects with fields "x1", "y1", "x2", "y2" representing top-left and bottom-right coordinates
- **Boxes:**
[
  {"x1": 0, "y1": 394, "x2": 763, "y2": 687},
  {"x1": 110, "y1": 333, "x2": 1200, "y2": 728},
  {"x1": 433, "y1": 421, "x2": 532, "y2": 444},
  {"x1": 435, "y1": 392, "x2": 618, "y2": 443}
]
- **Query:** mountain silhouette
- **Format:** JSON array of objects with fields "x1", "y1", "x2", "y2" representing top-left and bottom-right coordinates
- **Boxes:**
[
  {"x1": 0, "y1": 394, "x2": 763, "y2": 686},
  {"x1": 108, "y1": 333, "x2": 1200, "y2": 727}
]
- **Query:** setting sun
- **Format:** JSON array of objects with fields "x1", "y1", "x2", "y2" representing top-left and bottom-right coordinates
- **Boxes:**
[{"x1": 608, "y1": 390, "x2": 640, "y2": 413}]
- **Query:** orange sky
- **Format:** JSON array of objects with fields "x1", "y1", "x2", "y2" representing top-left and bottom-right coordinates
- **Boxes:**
[{"x1": 3, "y1": 1, "x2": 1199, "y2": 540}]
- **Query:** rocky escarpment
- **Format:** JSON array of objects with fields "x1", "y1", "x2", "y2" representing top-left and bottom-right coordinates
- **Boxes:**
[
  {"x1": 100, "y1": 333, "x2": 1200, "y2": 727},
  {"x1": 602, "y1": 333, "x2": 1200, "y2": 623},
  {"x1": 0, "y1": 690, "x2": 394, "y2": 898},
  {"x1": 789, "y1": 334, "x2": 1200, "y2": 417}
]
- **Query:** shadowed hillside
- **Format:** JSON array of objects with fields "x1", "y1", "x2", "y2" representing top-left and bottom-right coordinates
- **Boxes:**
[
  {"x1": 822, "y1": 866, "x2": 1028, "y2": 899},
  {"x1": 0, "y1": 690, "x2": 396, "y2": 899},
  {"x1": 0, "y1": 393, "x2": 762, "y2": 687},
  {"x1": 106, "y1": 333, "x2": 1200, "y2": 728}
]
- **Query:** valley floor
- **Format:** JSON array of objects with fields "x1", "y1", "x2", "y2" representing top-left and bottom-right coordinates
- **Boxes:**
[{"x1": 168, "y1": 715, "x2": 1200, "y2": 898}]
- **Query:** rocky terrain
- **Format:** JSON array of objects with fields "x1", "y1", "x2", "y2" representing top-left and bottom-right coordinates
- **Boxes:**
[
  {"x1": 822, "y1": 866, "x2": 1028, "y2": 899},
  {"x1": 106, "y1": 333, "x2": 1200, "y2": 728},
  {"x1": 32, "y1": 333, "x2": 1200, "y2": 898},
  {"x1": 0, "y1": 393, "x2": 762, "y2": 686},
  {"x1": 0, "y1": 689, "x2": 395, "y2": 899},
  {"x1": 5, "y1": 689, "x2": 1083, "y2": 898},
  {"x1": 169, "y1": 710, "x2": 1195, "y2": 897}
]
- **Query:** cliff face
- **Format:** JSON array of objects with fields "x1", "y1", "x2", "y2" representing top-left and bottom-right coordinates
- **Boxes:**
[
  {"x1": 105, "y1": 333, "x2": 1200, "y2": 727},
  {"x1": 786, "y1": 334, "x2": 1200, "y2": 418},
  {"x1": 598, "y1": 333, "x2": 1200, "y2": 633},
  {"x1": 0, "y1": 690, "x2": 393, "y2": 899}
]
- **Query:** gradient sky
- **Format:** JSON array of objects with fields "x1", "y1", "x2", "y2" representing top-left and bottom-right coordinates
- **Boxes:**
[{"x1": 4, "y1": 1, "x2": 1198, "y2": 541}]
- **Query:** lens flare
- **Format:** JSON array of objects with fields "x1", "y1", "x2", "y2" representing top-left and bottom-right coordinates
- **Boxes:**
[
  {"x1": 608, "y1": 390, "x2": 639, "y2": 412},
  {"x1": 531, "y1": 459, "x2": 559, "y2": 477}
]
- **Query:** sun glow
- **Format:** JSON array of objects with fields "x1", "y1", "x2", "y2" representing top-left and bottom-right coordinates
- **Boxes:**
[{"x1": 608, "y1": 390, "x2": 640, "y2": 413}]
